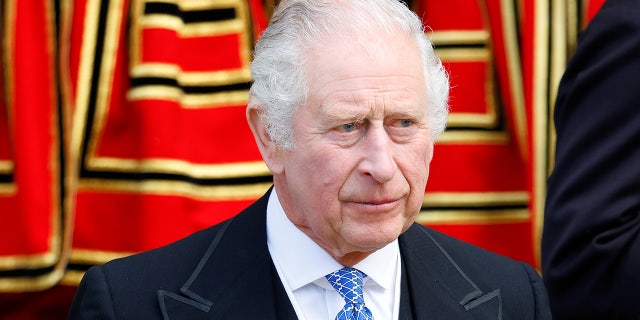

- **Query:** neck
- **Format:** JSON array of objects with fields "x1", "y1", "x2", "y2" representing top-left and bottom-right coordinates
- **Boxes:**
[{"x1": 331, "y1": 250, "x2": 373, "y2": 267}]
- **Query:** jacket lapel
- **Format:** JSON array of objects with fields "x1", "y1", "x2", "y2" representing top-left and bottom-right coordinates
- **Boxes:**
[
  {"x1": 399, "y1": 223, "x2": 502, "y2": 319},
  {"x1": 157, "y1": 190, "x2": 296, "y2": 320}
]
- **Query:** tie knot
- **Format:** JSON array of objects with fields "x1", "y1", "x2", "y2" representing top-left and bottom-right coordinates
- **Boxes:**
[{"x1": 325, "y1": 267, "x2": 367, "y2": 305}]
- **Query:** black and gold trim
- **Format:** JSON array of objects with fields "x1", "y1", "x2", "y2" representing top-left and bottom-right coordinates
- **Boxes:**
[
  {"x1": 418, "y1": 191, "x2": 530, "y2": 225},
  {"x1": 0, "y1": 0, "x2": 70, "y2": 292},
  {"x1": 127, "y1": 0, "x2": 254, "y2": 108},
  {"x1": 0, "y1": 161, "x2": 15, "y2": 195},
  {"x1": 531, "y1": 0, "x2": 578, "y2": 268},
  {"x1": 65, "y1": 0, "x2": 268, "y2": 279},
  {"x1": 71, "y1": 0, "x2": 268, "y2": 203},
  {"x1": 0, "y1": 0, "x2": 16, "y2": 197},
  {"x1": 431, "y1": 28, "x2": 509, "y2": 145}
]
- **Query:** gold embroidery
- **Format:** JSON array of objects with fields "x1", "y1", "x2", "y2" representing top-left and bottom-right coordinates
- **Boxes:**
[
  {"x1": 78, "y1": 179, "x2": 271, "y2": 201},
  {"x1": 417, "y1": 209, "x2": 530, "y2": 225}
]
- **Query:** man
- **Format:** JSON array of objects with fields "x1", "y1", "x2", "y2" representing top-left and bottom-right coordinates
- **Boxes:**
[
  {"x1": 69, "y1": 0, "x2": 550, "y2": 319},
  {"x1": 542, "y1": 0, "x2": 640, "y2": 318}
]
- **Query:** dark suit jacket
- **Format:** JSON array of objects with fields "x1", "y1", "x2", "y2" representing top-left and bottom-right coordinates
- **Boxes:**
[
  {"x1": 542, "y1": 0, "x2": 640, "y2": 319},
  {"x1": 69, "y1": 190, "x2": 550, "y2": 319}
]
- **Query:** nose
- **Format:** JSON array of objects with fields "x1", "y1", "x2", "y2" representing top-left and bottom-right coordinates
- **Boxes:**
[{"x1": 358, "y1": 125, "x2": 396, "y2": 183}]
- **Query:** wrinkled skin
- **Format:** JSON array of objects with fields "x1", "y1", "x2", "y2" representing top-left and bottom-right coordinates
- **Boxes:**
[{"x1": 248, "y1": 34, "x2": 434, "y2": 266}]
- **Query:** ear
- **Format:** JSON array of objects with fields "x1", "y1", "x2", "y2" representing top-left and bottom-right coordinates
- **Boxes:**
[
  {"x1": 427, "y1": 140, "x2": 435, "y2": 162},
  {"x1": 246, "y1": 104, "x2": 285, "y2": 175}
]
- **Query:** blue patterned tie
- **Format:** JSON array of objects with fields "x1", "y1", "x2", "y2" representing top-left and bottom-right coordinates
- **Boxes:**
[{"x1": 325, "y1": 267, "x2": 374, "y2": 320}]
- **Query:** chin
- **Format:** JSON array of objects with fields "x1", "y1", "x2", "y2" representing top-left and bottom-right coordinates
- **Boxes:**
[
  {"x1": 341, "y1": 216, "x2": 411, "y2": 248},
  {"x1": 347, "y1": 231, "x2": 399, "y2": 251}
]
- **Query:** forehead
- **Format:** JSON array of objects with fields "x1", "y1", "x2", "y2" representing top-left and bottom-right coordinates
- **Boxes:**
[{"x1": 304, "y1": 34, "x2": 427, "y2": 112}]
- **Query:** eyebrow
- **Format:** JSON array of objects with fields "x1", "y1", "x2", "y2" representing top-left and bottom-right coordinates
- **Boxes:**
[
  {"x1": 320, "y1": 106, "x2": 427, "y2": 125},
  {"x1": 318, "y1": 91, "x2": 428, "y2": 123},
  {"x1": 320, "y1": 107, "x2": 366, "y2": 125},
  {"x1": 385, "y1": 108, "x2": 428, "y2": 119}
]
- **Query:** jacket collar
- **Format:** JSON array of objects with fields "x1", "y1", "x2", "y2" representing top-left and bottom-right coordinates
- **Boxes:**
[
  {"x1": 400, "y1": 224, "x2": 502, "y2": 318},
  {"x1": 158, "y1": 190, "x2": 296, "y2": 319}
]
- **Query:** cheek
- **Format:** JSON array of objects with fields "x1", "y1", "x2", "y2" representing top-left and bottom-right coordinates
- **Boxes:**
[
  {"x1": 286, "y1": 147, "x2": 352, "y2": 204},
  {"x1": 303, "y1": 146, "x2": 353, "y2": 180},
  {"x1": 402, "y1": 145, "x2": 432, "y2": 179},
  {"x1": 397, "y1": 145, "x2": 432, "y2": 203}
]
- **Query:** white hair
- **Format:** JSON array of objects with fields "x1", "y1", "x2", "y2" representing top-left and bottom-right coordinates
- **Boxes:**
[{"x1": 248, "y1": 0, "x2": 449, "y2": 149}]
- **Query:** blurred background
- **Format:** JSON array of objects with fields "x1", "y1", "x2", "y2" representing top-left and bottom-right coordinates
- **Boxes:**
[{"x1": 0, "y1": 0, "x2": 604, "y2": 318}]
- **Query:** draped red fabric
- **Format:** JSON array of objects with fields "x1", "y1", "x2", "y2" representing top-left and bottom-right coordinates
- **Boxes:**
[
  {"x1": 0, "y1": 0, "x2": 68, "y2": 290},
  {"x1": 413, "y1": 0, "x2": 535, "y2": 265},
  {"x1": 0, "y1": 0, "x2": 606, "y2": 318}
]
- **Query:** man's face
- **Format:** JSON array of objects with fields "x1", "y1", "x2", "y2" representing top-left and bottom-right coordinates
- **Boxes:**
[{"x1": 273, "y1": 35, "x2": 434, "y2": 264}]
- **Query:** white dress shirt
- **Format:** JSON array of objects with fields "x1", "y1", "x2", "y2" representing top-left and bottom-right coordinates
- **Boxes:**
[{"x1": 266, "y1": 189, "x2": 401, "y2": 320}]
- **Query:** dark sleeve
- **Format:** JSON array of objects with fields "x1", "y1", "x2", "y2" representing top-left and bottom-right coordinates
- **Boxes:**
[
  {"x1": 68, "y1": 266, "x2": 117, "y2": 320},
  {"x1": 542, "y1": 0, "x2": 640, "y2": 318},
  {"x1": 519, "y1": 263, "x2": 552, "y2": 320}
]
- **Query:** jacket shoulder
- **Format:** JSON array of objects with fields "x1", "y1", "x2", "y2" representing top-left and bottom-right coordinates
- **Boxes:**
[{"x1": 402, "y1": 224, "x2": 551, "y2": 319}]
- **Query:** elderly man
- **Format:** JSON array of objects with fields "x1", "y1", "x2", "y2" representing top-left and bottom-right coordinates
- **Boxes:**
[{"x1": 68, "y1": 0, "x2": 550, "y2": 319}]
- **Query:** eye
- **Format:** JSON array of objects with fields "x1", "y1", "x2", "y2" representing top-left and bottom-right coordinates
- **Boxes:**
[
  {"x1": 399, "y1": 119, "x2": 413, "y2": 127},
  {"x1": 386, "y1": 118, "x2": 421, "y2": 142},
  {"x1": 341, "y1": 122, "x2": 357, "y2": 132},
  {"x1": 390, "y1": 119, "x2": 414, "y2": 128}
]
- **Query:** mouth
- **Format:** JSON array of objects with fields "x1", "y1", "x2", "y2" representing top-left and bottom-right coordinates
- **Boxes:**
[
  {"x1": 357, "y1": 198, "x2": 400, "y2": 205},
  {"x1": 347, "y1": 198, "x2": 403, "y2": 212}
]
